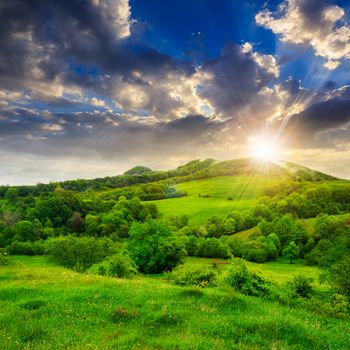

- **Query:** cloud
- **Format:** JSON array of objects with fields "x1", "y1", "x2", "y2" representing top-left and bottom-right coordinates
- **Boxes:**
[
  {"x1": 91, "y1": 97, "x2": 106, "y2": 107},
  {"x1": 256, "y1": 0, "x2": 350, "y2": 69},
  {"x1": 282, "y1": 85, "x2": 350, "y2": 149},
  {"x1": 197, "y1": 43, "x2": 279, "y2": 117}
]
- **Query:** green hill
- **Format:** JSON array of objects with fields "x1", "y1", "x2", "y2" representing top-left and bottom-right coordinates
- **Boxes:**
[{"x1": 124, "y1": 166, "x2": 153, "y2": 175}]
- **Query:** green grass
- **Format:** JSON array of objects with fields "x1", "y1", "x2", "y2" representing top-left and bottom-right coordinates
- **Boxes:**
[
  {"x1": 150, "y1": 175, "x2": 280, "y2": 225},
  {"x1": 1, "y1": 256, "x2": 349, "y2": 349}
]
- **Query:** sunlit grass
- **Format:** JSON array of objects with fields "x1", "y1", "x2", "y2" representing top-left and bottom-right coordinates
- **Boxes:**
[
  {"x1": 150, "y1": 175, "x2": 280, "y2": 225},
  {"x1": 0, "y1": 256, "x2": 349, "y2": 349}
]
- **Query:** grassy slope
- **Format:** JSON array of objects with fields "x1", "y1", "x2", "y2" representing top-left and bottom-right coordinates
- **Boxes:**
[
  {"x1": 150, "y1": 175, "x2": 280, "y2": 225},
  {"x1": 1, "y1": 256, "x2": 349, "y2": 350}
]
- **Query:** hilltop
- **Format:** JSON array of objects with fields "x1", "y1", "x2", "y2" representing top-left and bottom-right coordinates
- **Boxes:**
[{"x1": 0, "y1": 158, "x2": 336, "y2": 197}]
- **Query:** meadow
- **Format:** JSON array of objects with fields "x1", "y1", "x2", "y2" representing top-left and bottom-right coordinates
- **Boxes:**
[
  {"x1": 150, "y1": 175, "x2": 280, "y2": 225},
  {"x1": 0, "y1": 160, "x2": 349, "y2": 349},
  {"x1": 1, "y1": 255, "x2": 349, "y2": 350}
]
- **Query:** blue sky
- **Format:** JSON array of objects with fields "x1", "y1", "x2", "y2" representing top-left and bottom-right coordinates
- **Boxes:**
[{"x1": 0, "y1": 0, "x2": 350, "y2": 184}]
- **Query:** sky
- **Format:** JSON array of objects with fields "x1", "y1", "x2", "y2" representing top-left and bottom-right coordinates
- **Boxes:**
[{"x1": 1, "y1": 0, "x2": 350, "y2": 184}]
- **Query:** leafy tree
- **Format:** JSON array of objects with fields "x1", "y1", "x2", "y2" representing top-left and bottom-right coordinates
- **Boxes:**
[
  {"x1": 326, "y1": 256, "x2": 350, "y2": 298},
  {"x1": 70, "y1": 212, "x2": 84, "y2": 233},
  {"x1": 5, "y1": 188, "x2": 19, "y2": 203},
  {"x1": 283, "y1": 241, "x2": 300, "y2": 264},
  {"x1": 126, "y1": 220, "x2": 186, "y2": 273},
  {"x1": 34, "y1": 197, "x2": 72, "y2": 227},
  {"x1": 14, "y1": 220, "x2": 34, "y2": 241},
  {"x1": 223, "y1": 218, "x2": 236, "y2": 234}
]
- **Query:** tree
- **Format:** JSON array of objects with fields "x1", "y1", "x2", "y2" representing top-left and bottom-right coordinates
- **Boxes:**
[
  {"x1": 5, "y1": 188, "x2": 19, "y2": 203},
  {"x1": 71, "y1": 212, "x2": 84, "y2": 233},
  {"x1": 223, "y1": 218, "x2": 236, "y2": 234},
  {"x1": 326, "y1": 256, "x2": 350, "y2": 298},
  {"x1": 283, "y1": 241, "x2": 300, "y2": 264},
  {"x1": 126, "y1": 220, "x2": 186, "y2": 273},
  {"x1": 14, "y1": 220, "x2": 34, "y2": 241}
]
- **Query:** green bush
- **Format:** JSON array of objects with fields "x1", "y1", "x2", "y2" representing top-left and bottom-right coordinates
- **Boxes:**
[
  {"x1": 169, "y1": 264, "x2": 217, "y2": 287},
  {"x1": 246, "y1": 248, "x2": 268, "y2": 263},
  {"x1": 290, "y1": 275, "x2": 313, "y2": 298},
  {"x1": 0, "y1": 250, "x2": 9, "y2": 266},
  {"x1": 7, "y1": 240, "x2": 45, "y2": 255},
  {"x1": 89, "y1": 252, "x2": 138, "y2": 278},
  {"x1": 225, "y1": 259, "x2": 271, "y2": 297},
  {"x1": 46, "y1": 236, "x2": 114, "y2": 271},
  {"x1": 126, "y1": 220, "x2": 186, "y2": 273}
]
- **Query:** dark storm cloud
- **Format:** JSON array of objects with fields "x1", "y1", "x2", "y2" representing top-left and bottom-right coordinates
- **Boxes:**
[
  {"x1": 198, "y1": 43, "x2": 278, "y2": 114},
  {"x1": 165, "y1": 115, "x2": 213, "y2": 133},
  {"x1": 284, "y1": 86, "x2": 350, "y2": 148},
  {"x1": 289, "y1": 98, "x2": 350, "y2": 133},
  {"x1": 0, "y1": 0, "x2": 188, "y2": 93}
]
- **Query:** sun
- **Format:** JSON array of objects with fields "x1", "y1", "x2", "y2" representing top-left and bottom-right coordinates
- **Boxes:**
[{"x1": 249, "y1": 136, "x2": 278, "y2": 162}]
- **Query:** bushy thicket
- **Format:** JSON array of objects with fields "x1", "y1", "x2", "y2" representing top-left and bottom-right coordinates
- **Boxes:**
[
  {"x1": 7, "y1": 240, "x2": 45, "y2": 255},
  {"x1": 289, "y1": 275, "x2": 313, "y2": 298},
  {"x1": 224, "y1": 259, "x2": 271, "y2": 297},
  {"x1": 126, "y1": 220, "x2": 186, "y2": 273},
  {"x1": 0, "y1": 249, "x2": 9, "y2": 266},
  {"x1": 89, "y1": 252, "x2": 138, "y2": 278},
  {"x1": 46, "y1": 236, "x2": 115, "y2": 271},
  {"x1": 169, "y1": 264, "x2": 217, "y2": 287}
]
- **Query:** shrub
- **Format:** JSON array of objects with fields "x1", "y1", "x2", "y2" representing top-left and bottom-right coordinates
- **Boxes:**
[
  {"x1": 169, "y1": 264, "x2": 217, "y2": 287},
  {"x1": 7, "y1": 240, "x2": 45, "y2": 255},
  {"x1": 126, "y1": 220, "x2": 186, "y2": 273},
  {"x1": 0, "y1": 249, "x2": 9, "y2": 266},
  {"x1": 225, "y1": 259, "x2": 271, "y2": 297},
  {"x1": 89, "y1": 252, "x2": 137, "y2": 278},
  {"x1": 196, "y1": 237, "x2": 231, "y2": 259},
  {"x1": 290, "y1": 275, "x2": 313, "y2": 298},
  {"x1": 46, "y1": 236, "x2": 114, "y2": 271},
  {"x1": 246, "y1": 248, "x2": 268, "y2": 263}
]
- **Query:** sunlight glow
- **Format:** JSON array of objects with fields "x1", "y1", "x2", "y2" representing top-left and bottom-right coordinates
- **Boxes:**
[{"x1": 249, "y1": 136, "x2": 279, "y2": 162}]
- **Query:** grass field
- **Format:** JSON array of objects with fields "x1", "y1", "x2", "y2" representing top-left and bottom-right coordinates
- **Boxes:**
[
  {"x1": 0, "y1": 256, "x2": 349, "y2": 349},
  {"x1": 150, "y1": 175, "x2": 280, "y2": 225}
]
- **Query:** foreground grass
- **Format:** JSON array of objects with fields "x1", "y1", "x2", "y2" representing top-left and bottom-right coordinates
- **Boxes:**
[
  {"x1": 150, "y1": 175, "x2": 280, "y2": 225},
  {"x1": 0, "y1": 256, "x2": 349, "y2": 349}
]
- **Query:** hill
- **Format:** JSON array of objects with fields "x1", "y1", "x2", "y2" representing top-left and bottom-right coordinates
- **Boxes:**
[
  {"x1": 149, "y1": 174, "x2": 281, "y2": 225},
  {"x1": 124, "y1": 166, "x2": 152, "y2": 176},
  {"x1": 0, "y1": 157, "x2": 335, "y2": 197}
]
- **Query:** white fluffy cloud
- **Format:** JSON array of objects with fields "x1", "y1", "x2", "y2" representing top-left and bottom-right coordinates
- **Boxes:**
[
  {"x1": 256, "y1": 0, "x2": 350, "y2": 69},
  {"x1": 91, "y1": 0, "x2": 131, "y2": 39}
]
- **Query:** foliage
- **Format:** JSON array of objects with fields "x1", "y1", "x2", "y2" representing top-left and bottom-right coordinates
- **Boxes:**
[
  {"x1": 89, "y1": 252, "x2": 138, "y2": 278},
  {"x1": 169, "y1": 264, "x2": 217, "y2": 287},
  {"x1": 324, "y1": 256, "x2": 350, "y2": 298},
  {"x1": 290, "y1": 275, "x2": 313, "y2": 298},
  {"x1": 225, "y1": 259, "x2": 271, "y2": 297},
  {"x1": 283, "y1": 241, "x2": 300, "y2": 264},
  {"x1": 0, "y1": 250, "x2": 9, "y2": 266},
  {"x1": 7, "y1": 240, "x2": 45, "y2": 255},
  {"x1": 46, "y1": 236, "x2": 114, "y2": 271},
  {"x1": 126, "y1": 220, "x2": 186, "y2": 273}
]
